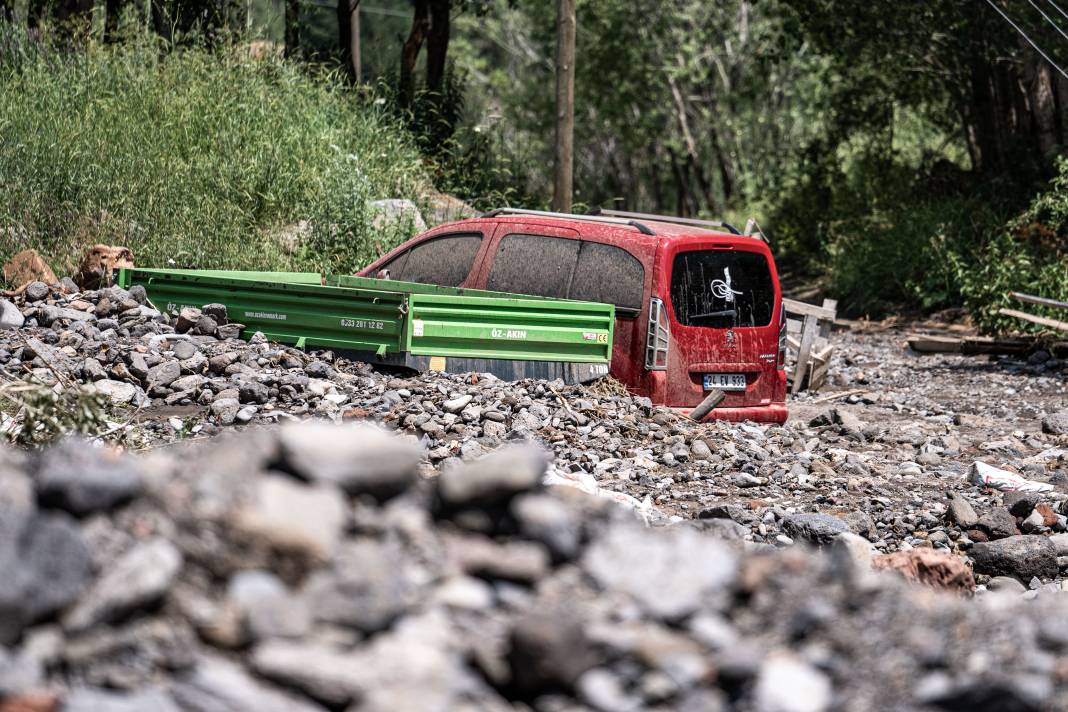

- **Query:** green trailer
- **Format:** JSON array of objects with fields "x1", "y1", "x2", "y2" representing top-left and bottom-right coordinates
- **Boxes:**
[{"x1": 116, "y1": 268, "x2": 614, "y2": 383}]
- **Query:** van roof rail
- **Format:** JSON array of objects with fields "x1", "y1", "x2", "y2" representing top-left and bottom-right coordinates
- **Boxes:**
[
  {"x1": 481, "y1": 207, "x2": 656, "y2": 236},
  {"x1": 591, "y1": 208, "x2": 741, "y2": 236}
]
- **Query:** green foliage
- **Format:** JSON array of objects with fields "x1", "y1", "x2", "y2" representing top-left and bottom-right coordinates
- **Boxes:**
[
  {"x1": 382, "y1": 65, "x2": 530, "y2": 210},
  {"x1": 0, "y1": 24, "x2": 427, "y2": 277},
  {"x1": 0, "y1": 380, "x2": 112, "y2": 446},
  {"x1": 953, "y1": 160, "x2": 1068, "y2": 333}
]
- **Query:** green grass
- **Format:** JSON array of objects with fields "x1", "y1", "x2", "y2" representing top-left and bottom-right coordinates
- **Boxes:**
[{"x1": 0, "y1": 26, "x2": 429, "y2": 278}]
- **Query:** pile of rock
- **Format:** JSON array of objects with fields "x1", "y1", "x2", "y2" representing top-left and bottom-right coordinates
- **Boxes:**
[
  {"x1": 2, "y1": 423, "x2": 1068, "y2": 712},
  {"x1": 6, "y1": 284, "x2": 1068, "y2": 583}
]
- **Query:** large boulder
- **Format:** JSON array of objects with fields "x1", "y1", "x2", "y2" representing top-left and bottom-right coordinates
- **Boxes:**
[{"x1": 970, "y1": 535, "x2": 1058, "y2": 582}]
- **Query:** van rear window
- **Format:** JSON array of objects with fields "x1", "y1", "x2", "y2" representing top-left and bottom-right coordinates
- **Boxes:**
[{"x1": 670, "y1": 250, "x2": 774, "y2": 328}]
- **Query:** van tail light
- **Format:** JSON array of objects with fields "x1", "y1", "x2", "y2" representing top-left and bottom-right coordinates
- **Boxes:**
[
  {"x1": 646, "y1": 298, "x2": 670, "y2": 370},
  {"x1": 777, "y1": 303, "x2": 787, "y2": 369}
]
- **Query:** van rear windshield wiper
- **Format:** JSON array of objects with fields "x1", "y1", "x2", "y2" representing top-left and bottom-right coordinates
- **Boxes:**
[{"x1": 690, "y1": 309, "x2": 737, "y2": 320}]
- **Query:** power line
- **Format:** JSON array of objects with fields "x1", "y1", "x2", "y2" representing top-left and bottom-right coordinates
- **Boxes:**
[
  {"x1": 981, "y1": 0, "x2": 1068, "y2": 80},
  {"x1": 1046, "y1": 0, "x2": 1068, "y2": 23},
  {"x1": 1026, "y1": 0, "x2": 1068, "y2": 44}
]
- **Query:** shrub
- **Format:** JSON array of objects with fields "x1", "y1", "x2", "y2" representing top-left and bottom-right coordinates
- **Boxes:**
[{"x1": 0, "y1": 25, "x2": 428, "y2": 278}]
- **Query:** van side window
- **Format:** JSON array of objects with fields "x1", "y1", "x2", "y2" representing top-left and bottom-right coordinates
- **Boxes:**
[
  {"x1": 569, "y1": 241, "x2": 645, "y2": 313},
  {"x1": 487, "y1": 234, "x2": 579, "y2": 298},
  {"x1": 377, "y1": 250, "x2": 410, "y2": 280},
  {"x1": 395, "y1": 234, "x2": 482, "y2": 286}
]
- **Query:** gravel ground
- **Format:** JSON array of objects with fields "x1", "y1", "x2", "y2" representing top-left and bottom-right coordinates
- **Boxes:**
[
  {"x1": 4, "y1": 284, "x2": 1068, "y2": 587},
  {"x1": 6, "y1": 284, "x2": 1068, "y2": 709}
]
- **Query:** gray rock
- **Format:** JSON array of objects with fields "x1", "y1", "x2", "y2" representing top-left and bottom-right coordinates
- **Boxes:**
[
  {"x1": 977, "y1": 508, "x2": 1019, "y2": 540},
  {"x1": 1004, "y1": 492, "x2": 1041, "y2": 518},
  {"x1": 509, "y1": 603, "x2": 598, "y2": 693},
  {"x1": 277, "y1": 422, "x2": 420, "y2": 499},
  {"x1": 0, "y1": 513, "x2": 91, "y2": 644},
  {"x1": 578, "y1": 668, "x2": 641, "y2": 712},
  {"x1": 438, "y1": 446, "x2": 548, "y2": 507},
  {"x1": 210, "y1": 398, "x2": 240, "y2": 426},
  {"x1": 512, "y1": 493, "x2": 582, "y2": 560},
  {"x1": 24, "y1": 281, "x2": 49, "y2": 302},
  {"x1": 128, "y1": 284, "x2": 147, "y2": 304},
  {"x1": 148, "y1": 359, "x2": 181, "y2": 388},
  {"x1": 370, "y1": 198, "x2": 428, "y2": 235},
  {"x1": 90, "y1": 379, "x2": 142, "y2": 405},
  {"x1": 196, "y1": 314, "x2": 218, "y2": 335},
  {"x1": 239, "y1": 380, "x2": 269, "y2": 404},
  {"x1": 172, "y1": 657, "x2": 327, "y2": 712},
  {"x1": 0, "y1": 298, "x2": 24, "y2": 329},
  {"x1": 782, "y1": 513, "x2": 849, "y2": 546},
  {"x1": 831, "y1": 532, "x2": 875, "y2": 570},
  {"x1": 987, "y1": 576, "x2": 1028, "y2": 594},
  {"x1": 234, "y1": 475, "x2": 346, "y2": 561},
  {"x1": 1049, "y1": 533, "x2": 1068, "y2": 556},
  {"x1": 443, "y1": 394, "x2": 473, "y2": 413},
  {"x1": 34, "y1": 437, "x2": 143, "y2": 515},
  {"x1": 228, "y1": 571, "x2": 311, "y2": 642},
  {"x1": 970, "y1": 535, "x2": 1058, "y2": 582},
  {"x1": 251, "y1": 641, "x2": 362, "y2": 706},
  {"x1": 82, "y1": 357, "x2": 107, "y2": 381},
  {"x1": 308, "y1": 539, "x2": 419, "y2": 634},
  {"x1": 754, "y1": 653, "x2": 831, "y2": 712},
  {"x1": 1042, "y1": 409, "x2": 1068, "y2": 435},
  {"x1": 64, "y1": 538, "x2": 183, "y2": 632},
  {"x1": 690, "y1": 439, "x2": 713, "y2": 460},
  {"x1": 40, "y1": 305, "x2": 94, "y2": 324},
  {"x1": 127, "y1": 352, "x2": 150, "y2": 381},
  {"x1": 176, "y1": 307, "x2": 202, "y2": 333},
  {"x1": 65, "y1": 688, "x2": 181, "y2": 712},
  {"x1": 171, "y1": 340, "x2": 197, "y2": 360},
  {"x1": 582, "y1": 522, "x2": 737, "y2": 620},
  {"x1": 0, "y1": 647, "x2": 42, "y2": 697},
  {"x1": 947, "y1": 497, "x2": 979, "y2": 528},
  {"x1": 304, "y1": 360, "x2": 333, "y2": 379}
]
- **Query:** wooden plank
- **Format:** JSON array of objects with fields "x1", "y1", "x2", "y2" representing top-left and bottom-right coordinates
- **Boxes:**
[
  {"x1": 786, "y1": 335, "x2": 801, "y2": 351},
  {"x1": 907, "y1": 335, "x2": 962, "y2": 353},
  {"x1": 998, "y1": 307, "x2": 1068, "y2": 333},
  {"x1": 688, "y1": 389, "x2": 725, "y2": 421},
  {"x1": 818, "y1": 298, "x2": 837, "y2": 338},
  {"x1": 807, "y1": 344, "x2": 835, "y2": 391},
  {"x1": 783, "y1": 298, "x2": 836, "y2": 321},
  {"x1": 908, "y1": 333, "x2": 1034, "y2": 355},
  {"x1": 786, "y1": 318, "x2": 803, "y2": 336},
  {"x1": 1010, "y1": 292, "x2": 1068, "y2": 312},
  {"x1": 792, "y1": 314, "x2": 818, "y2": 395}
]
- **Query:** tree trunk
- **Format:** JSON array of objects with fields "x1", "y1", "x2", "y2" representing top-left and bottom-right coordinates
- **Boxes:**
[
  {"x1": 284, "y1": 0, "x2": 300, "y2": 59},
  {"x1": 399, "y1": 0, "x2": 430, "y2": 107},
  {"x1": 337, "y1": 0, "x2": 361, "y2": 82},
  {"x1": 104, "y1": 0, "x2": 121, "y2": 41},
  {"x1": 966, "y1": 55, "x2": 1002, "y2": 175},
  {"x1": 426, "y1": 0, "x2": 450, "y2": 96},
  {"x1": 551, "y1": 0, "x2": 576, "y2": 213}
]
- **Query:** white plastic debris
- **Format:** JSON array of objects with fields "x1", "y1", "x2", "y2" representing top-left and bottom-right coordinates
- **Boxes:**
[
  {"x1": 544, "y1": 466, "x2": 660, "y2": 520},
  {"x1": 968, "y1": 461, "x2": 1054, "y2": 493}
]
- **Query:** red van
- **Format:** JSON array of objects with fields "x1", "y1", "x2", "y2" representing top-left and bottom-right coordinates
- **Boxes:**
[{"x1": 358, "y1": 208, "x2": 788, "y2": 423}]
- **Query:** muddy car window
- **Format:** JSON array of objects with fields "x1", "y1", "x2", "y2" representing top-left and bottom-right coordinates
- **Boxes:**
[
  {"x1": 487, "y1": 234, "x2": 579, "y2": 298},
  {"x1": 397, "y1": 234, "x2": 482, "y2": 286},
  {"x1": 569, "y1": 241, "x2": 644, "y2": 313},
  {"x1": 670, "y1": 250, "x2": 773, "y2": 328},
  {"x1": 378, "y1": 250, "x2": 410, "y2": 280}
]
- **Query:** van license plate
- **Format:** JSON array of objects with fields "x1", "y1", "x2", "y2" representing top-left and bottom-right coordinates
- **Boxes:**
[{"x1": 704, "y1": 373, "x2": 746, "y2": 391}]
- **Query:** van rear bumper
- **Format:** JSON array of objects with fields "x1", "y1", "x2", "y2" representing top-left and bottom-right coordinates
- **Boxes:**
[{"x1": 690, "y1": 403, "x2": 788, "y2": 424}]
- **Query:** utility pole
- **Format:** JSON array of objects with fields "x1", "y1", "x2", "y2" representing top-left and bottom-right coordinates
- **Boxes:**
[{"x1": 551, "y1": 0, "x2": 576, "y2": 213}]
